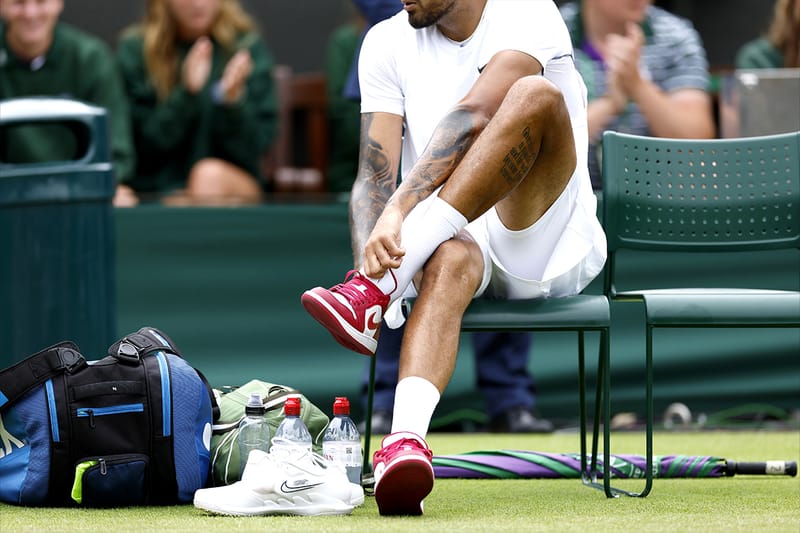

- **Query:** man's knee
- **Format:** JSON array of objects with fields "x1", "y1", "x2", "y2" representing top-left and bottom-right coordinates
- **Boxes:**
[
  {"x1": 421, "y1": 238, "x2": 483, "y2": 295},
  {"x1": 187, "y1": 158, "x2": 227, "y2": 192},
  {"x1": 508, "y1": 76, "x2": 567, "y2": 122}
]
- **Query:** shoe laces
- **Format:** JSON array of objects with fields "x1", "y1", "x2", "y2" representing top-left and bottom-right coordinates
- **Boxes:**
[
  {"x1": 331, "y1": 270, "x2": 391, "y2": 305},
  {"x1": 378, "y1": 437, "x2": 433, "y2": 461}
]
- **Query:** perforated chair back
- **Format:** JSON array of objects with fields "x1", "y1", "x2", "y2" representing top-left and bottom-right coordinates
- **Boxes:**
[
  {"x1": 599, "y1": 131, "x2": 800, "y2": 498},
  {"x1": 602, "y1": 131, "x2": 800, "y2": 294}
]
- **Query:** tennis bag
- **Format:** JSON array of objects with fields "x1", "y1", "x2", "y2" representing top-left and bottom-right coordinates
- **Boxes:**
[
  {"x1": 210, "y1": 379, "x2": 329, "y2": 486},
  {"x1": 0, "y1": 327, "x2": 217, "y2": 507}
]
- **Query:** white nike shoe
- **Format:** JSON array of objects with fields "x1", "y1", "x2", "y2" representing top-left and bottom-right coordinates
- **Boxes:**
[{"x1": 193, "y1": 447, "x2": 363, "y2": 516}]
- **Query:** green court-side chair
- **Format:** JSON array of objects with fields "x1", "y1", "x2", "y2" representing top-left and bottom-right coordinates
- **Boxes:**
[
  {"x1": 363, "y1": 288, "x2": 613, "y2": 496},
  {"x1": 601, "y1": 130, "x2": 800, "y2": 497}
]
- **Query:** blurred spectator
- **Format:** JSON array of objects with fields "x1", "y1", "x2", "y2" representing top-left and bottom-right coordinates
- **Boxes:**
[
  {"x1": 342, "y1": 0, "x2": 401, "y2": 101},
  {"x1": 560, "y1": 0, "x2": 716, "y2": 188},
  {"x1": 0, "y1": 0, "x2": 137, "y2": 207},
  {"x1": 116, "y1": 0, "x2": 277, "y2": 205},
  {"x1": 325, "y1": 6, "x2": 363, "y2": 193},
  {"x1": 736, "y1": 0, "x2": 800, "y2": 69}
]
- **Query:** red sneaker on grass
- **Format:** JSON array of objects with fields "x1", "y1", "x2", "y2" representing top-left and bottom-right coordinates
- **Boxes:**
[
  {"x1": 301, "y1": 270, "x2": 391, "y2": 355},
  {"x1": 372, "y1": 432, "x2": 434, "y2": 516}
]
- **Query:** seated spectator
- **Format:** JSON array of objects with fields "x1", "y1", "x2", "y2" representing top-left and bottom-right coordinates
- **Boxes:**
[
  {"x1": 559, "y1": 0, "x2": 716, "y2": 188},
  {"x1": 117, "y1": 0, "x2": 277, "y2": 205},
  {"x1": 0, "y1": 0, "x2": 137, "y2": 207},
  {"x1": 736, "y1": 0, "x2": 800, "y2": 69},
  {"x1": 325, "y1": 7, "x2": 363, "y2": 194}
]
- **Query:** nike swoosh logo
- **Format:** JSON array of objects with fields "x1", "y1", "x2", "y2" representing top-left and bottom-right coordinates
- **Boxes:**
[
  {"x1": 280, "y1": 480, "x2": 325, "y2": 493},
  {"x1": 477, "y1": 64, "x2": 486, "y2": 74},
  {"x1": 365, "y1": 305, "x2": 383, "y2": 334}
]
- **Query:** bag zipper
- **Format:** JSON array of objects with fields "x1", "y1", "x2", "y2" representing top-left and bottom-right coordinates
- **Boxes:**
[{"x1": 76, "y1": 404, "x2": 144, "y2": 428}]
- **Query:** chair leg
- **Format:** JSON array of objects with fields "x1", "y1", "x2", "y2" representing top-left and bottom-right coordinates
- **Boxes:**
[
  {"x1": 578, "y1": 330, "x2": 588, "y2": 481},
  {"x1": 581, "y1": 328, "x2": 616, "y2": 497},
  {"x1": 600, "y1": 327, "x2": 613, "y2": 497},
  {"x1": 603, "y1": 323, "x2": 653, "y2": 497},
  {"x1": 362, "y1": 354, "x2": 376, "y2": 485},
  {"x1": 641, "y1": 322, "x2": 654, "y2": 497}
]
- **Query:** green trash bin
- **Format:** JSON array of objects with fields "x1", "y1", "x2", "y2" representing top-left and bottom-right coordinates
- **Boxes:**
[{"x1": 0, "y1": 97, "x2": 116, "y2": 366}]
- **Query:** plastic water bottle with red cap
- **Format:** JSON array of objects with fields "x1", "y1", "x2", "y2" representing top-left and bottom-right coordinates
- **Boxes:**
[
  {"x1": 270, "y1": 396, "x2": 312, "y2": 459},
  {"x1": 322, "y1": 397, "x2": 363, "y2": 485}
]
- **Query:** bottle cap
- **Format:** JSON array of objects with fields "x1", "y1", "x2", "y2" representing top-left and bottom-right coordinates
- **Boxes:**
[
  {"x1": 284, "y1": 396, "x2": 301, "y2": 416},
  {"x1": 333, "y1": 396, "x2": 350, "y2": 416},
  {"x1": 245, "y1": 392, "x2": 264, "y2": 416}
]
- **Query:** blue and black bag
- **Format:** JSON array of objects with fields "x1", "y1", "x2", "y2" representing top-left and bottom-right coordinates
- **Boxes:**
[{"x1": 0, "y1": 327, "x2": 218, "y2": 507}]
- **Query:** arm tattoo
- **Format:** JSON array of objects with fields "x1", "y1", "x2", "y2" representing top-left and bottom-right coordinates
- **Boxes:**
[
  {"x1": 391, "y1": 105, "x2": 486, "y2": 211},
  {"x1": 349, "y1": 113, "x2": 398, "y2": 264}
]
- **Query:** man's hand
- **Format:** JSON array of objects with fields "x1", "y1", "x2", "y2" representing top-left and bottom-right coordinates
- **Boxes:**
[
  {"x1": 604, "y1": 67, "x2": 628, "y2": 115},
  {"x1": 220, "y1": 49, "x2": 253, "y2": 104},
  {"x1": 605, "y1": 22, "x2": 645, "y2": 98},
  {"x1": 362, "y1": 205, "x2": 406, "y2": 279},
  {"x1": 182, "y1": 37, "x2": 213, "y2": 94}
]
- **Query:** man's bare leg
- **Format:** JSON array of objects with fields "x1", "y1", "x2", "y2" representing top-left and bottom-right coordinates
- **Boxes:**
[
  {"x1": 374, "y1": 234, "x2": 484, "y2": 517},
  {"x1": 372, "y1": 75, "x2": 577, "y2": 302},
  {"x1": 391, "y1": 234, "x2": 485, "y2": 437},
  {"x1": 440, "y1": 75, "x2": 578, "y2": 230}
]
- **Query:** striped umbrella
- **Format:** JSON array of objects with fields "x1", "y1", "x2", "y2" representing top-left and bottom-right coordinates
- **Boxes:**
[{"x1": 432, "y1": 450, "x2": 797, "y2": 479}]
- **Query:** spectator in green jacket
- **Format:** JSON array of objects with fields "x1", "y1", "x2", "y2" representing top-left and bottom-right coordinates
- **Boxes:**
[
  {"x1": 117, "y1": 0, "x2": 278, "y2": 205},
  {"x1": 0, "y1": 0, "x2": 138, "y2": 207},
  {"x1": 736, "y1": 0, "x2": 800, "y2": 69}
]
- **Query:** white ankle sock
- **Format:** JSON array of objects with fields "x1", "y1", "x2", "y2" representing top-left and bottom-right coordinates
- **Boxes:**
[
  {"x1": 370, "y1": 197, "x2": 467, "y2": 299},
  {"x1": 391, "y1": 376, "x2": 441, "y2": 439}
]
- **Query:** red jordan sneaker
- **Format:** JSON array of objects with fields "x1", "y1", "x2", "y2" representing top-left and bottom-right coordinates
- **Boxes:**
[
  {"x1": 372, "y1": 432, "x2": 434, "y2": 516},
  {"x1": 301, "y1": 270, "x2": 392, "y2": 355}
]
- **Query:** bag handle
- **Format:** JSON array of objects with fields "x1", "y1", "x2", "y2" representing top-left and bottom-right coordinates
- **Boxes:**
[
  {"x1": 108, "y1": 326, "x2": 183, "y2": 363},
  {"x1": 109, "y1": 326, "x2": 220, "y2": 422},
  {"x1": 0, "y1": 341, "x2": 87, "y2": 410}
]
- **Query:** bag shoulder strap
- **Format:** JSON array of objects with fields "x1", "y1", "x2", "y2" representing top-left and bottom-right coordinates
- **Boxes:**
[{"x1": 0, "y1": 341, "x2": 87, "y2": 409}]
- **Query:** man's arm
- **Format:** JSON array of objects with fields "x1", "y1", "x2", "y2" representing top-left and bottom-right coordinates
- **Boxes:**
[
  {"x1": 630, "y1": 84, "x2": 715, "y2": 139},
  {"x1": 349, "y1": 111, "x2": 404, "y2": 268}
]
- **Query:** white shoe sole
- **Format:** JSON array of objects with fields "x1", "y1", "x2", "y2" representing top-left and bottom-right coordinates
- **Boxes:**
[{"x1": 194, "y1": 492, "x2": 355, "y2": 516}]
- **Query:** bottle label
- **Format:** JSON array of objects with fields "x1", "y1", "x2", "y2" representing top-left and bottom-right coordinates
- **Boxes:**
[{"x1": 322, "y1": 441, "x2": 363, "y2": 467}]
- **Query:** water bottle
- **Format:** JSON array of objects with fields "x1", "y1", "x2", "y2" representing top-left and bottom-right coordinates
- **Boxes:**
[
  {"x1": 270, "y1": 396, "x2": 312, "y2": 459},
  {"x1": 322, "y1": 396, "x2": 362, "y2": 485},
  {"x1": 237, "y1": 392, "x2": 270, "y2": 479}
]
